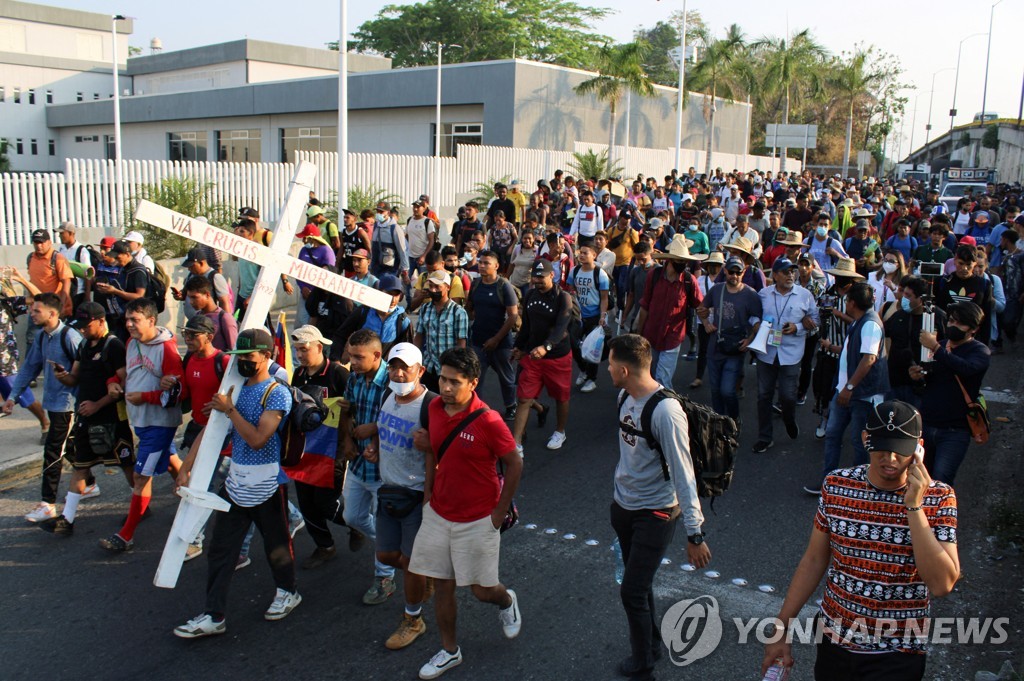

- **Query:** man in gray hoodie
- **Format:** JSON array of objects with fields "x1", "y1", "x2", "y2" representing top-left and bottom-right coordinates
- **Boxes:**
[{"x1": 101, "y1": 298, "x2": 184, "y2": 552}]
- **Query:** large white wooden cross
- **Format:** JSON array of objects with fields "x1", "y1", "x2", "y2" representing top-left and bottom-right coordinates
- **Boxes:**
[{"x1": 133, "y1": 161, "x2": 392, "y2": 588}]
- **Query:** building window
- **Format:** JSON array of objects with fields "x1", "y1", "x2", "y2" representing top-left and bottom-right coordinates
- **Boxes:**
[
  {"x1": 217, "y1": 129, "x2": 261, "y2": 162},
  {"x1": 433, "y1": 123, "x2": 483, "y2": 157},
  {"x1": 76, "y1": 92, "x2": 83, "y2": 102},
  {"x1": 15, "y1": 139, "x2": 23, "y2": 154},
  {"x1": 104, "y1": 135, "x2": 116, "y2": 160},
  {"x1": 280, "y1": 127, "x2": 337, "y2": 163},
  {"x1": 30, "y1": 139, "x2": 37, "y2": 155},
  {"x1": 46, "y1": 90, "x2": 53, "y2": 104},
  {"x1": 13, "y1": 87, "x2": 20, "y2": 104},
  {"x1": 168, "y1": 131, "x2": 207, "y2": 162},
  {"x1": 28, "y1": 89, "x2": 35, "y2": 104},
  {"x1": 93, "y1": 93, "x2": 99, "y2": 100},
  {"x1": 0, "y1": 86, "x2": 4, "y2": 102},
  {"x1": 48, "y1": 139, "x2": 55, "y2": 156}
]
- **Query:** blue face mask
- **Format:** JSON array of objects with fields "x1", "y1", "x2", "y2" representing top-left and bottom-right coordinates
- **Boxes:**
[
  {"x1": 816, "y1": 226, "x2": 828, "y2": 237},
  {"x1": 900, "y1": 297, "x2": 912, "y2": 313}
]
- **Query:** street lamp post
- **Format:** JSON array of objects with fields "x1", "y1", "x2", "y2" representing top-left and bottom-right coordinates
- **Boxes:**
[
  {"x1": 111, "y1": 15, "x2": 125, "y2": 231},
  {"x1": 950, "y1": 32, "x2": 987, "y2": 133},
  {"x1": 435, "y1": 44, "x2": 461, "y2": 207},
  {"x1": 981, "y1": 0, "x2": 1004, "y2": 121},
  {"x1": 338, "y1": 0, "x2": 348, "y2": 211},
  {"x1": 925, "y1": 67, "x2": 955, "y2": 148},
  {"x1": 671, "y1": 0, "x2": 688, "y2": 174}
]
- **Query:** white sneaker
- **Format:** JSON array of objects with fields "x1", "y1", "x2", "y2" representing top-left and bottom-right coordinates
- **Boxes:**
[
  {"x1": 580, "y1": 380, "x2": 597, "y2": 393},
  {"x1": 499, "y1": 589, "x2": 521, "y2": 639},
  {"x1": 515, "y1": 443, "x2": 524, "y2": 457},
  {"x1": 264, "y1": 588, "x2": 302, "y2": 620},
  {"x1": 575, "y1": 374, "x2": 587, "y2": 387},
  {"x1": 815, "y1": 416, "x2": 828, "y2": 439},
  {"x1": 546, "y1": 431, "x2": 567, "y2": 450},
  {"x1": 289, "y1": 516, "x2": 305, "y2": 539},
  {"x1": 173, "y1": 613, "x2": 226, "y2": 639},
  {"x1": 235, "y1": 554, "x2": 251, "y2": 571},
  {"x1": 80, "y1": 483, "x2": 101, "y2": 500},
  {"x1": 184, "y1": 540, "x2": 203, "y2": 562},
  {"x1": 25, "y1": 502, "x2": 57, "y2": 523},
  {"x1": 419, "y1": 647, "x2": 463, "y2": 680}
]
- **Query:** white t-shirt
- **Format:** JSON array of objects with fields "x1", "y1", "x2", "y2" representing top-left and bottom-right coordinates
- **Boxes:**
[
  {"x1": 836, "y1": 319, "x2": 883, "y2": 401},
  {"x1": 59, "y1": 241, "x2": 91, "y2": 295},
  {"x1": 405, "y1": 217, "x2": 436, "y2": 259}
]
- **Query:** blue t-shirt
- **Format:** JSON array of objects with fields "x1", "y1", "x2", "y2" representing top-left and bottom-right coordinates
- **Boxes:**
[
  {"x1": 568, "y1": 266, "x2": 610, "y2": 319},
  {"x1": 988, "y1": 224, "x2": 1010, "y2": 267},
  {"x1": 226, "y1": 377, "x2": 292, "y2": 507},
  {"x1": 885, "y1": 235, "x2": 917, "y2": 263}
]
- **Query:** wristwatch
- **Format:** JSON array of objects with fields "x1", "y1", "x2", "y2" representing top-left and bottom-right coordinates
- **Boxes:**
[
  {"x1": 845, "y1": 383, "x2": 856, "y2": 392},
  {"x1": 687, "y1": 532, "x2": 705, "y2": 545},
  {"x1": 544, "y1": 342, "x2": 552, "y2": 352}
]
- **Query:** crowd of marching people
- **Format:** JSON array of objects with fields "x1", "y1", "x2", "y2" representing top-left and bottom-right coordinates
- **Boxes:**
[{"x1": 4, "y1": 166, "x2": 1021, "y2": 680}]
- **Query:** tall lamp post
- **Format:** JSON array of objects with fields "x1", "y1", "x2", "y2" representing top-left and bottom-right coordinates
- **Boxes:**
[
  {"x1": 673, "y1": 0, "x2": 688, "y2": 173},
  {"x1": 111, "y1": 14, "x2": 125, "y2": 231},
  {"x1": 435, "y1": 44, "x2": 461, "y2": 207},
  {"x1": 950, "y1": 32, "x2": 987, "y2": 133},
  {"x1": 338, "y1": 1, "x2": 348, "y2": 211},
  {"x1": 980, "y1": 0, "x2": 1004, "y2": 121},
  {"x1": 925, "y1": 67, "x2": 955, "y2": 148}
]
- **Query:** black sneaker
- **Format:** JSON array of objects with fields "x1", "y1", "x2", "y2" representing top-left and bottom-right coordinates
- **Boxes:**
[
  {"x1": 99, "y1": 533, "x2": 133, "y2": 552},
  {"x1": 40, "y1": 515, "x2": 74, "y2": 536},
  {"x1": 618, "y1": 647, "x2": 662, "y2": 677},
  {"x1": 752, "y1": 440, "x2": 773, "y2": 453},
  {"x1": 785, "y1": 420, "x2": 800, "y2": 440},
  {"x1": 348, "y1": 528, "x2": 365, "y2": 552},
  {"x1": 797, "y1": 394, "x2": 807, "y2": 405},
  {"x1": 504, "y1": 405, "x2": 517, "y2": 422},
  {"x1": 536, "y1": 403, "x2": 549, "y2": 428},
  {"x1": 302, "y1": 545, "x2": 337, "y2": 569}
]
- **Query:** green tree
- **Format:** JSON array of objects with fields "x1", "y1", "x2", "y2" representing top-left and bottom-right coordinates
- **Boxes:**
[
  {"x1": 568, "y1": 148, "x2": 623, "y2": 181},
  {"x1": 750, "y1": 29, "x2": 828, "y2": 173},
  {"x1": 632, "y1": 11, "x2": 709, "y2": 87},
  {"x1": 687, "y1": 24, "x2": 752, "y2": 176},
  {"x1": 348, "y1": 0, "x2": 611, "y2": 68},
  {"x1": 828, "y1": 48, "x2": 883, "y2": 177},
  {"x1": 982, "y1": 124, "x2": 999, "y2": 150},
  {"x1": 468, "y1": 175, "x2": 513, "y2": 206},
  {"x1": 573, "y1": 41, "x2": 656, "y2": 175},
  {"x1": 124, "y1": 178, "x2": 234, "y2": 258}
]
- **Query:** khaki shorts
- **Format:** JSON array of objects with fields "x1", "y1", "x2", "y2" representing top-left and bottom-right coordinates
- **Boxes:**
[{"x1": 409, "y1": 503, "x2": 501, "y2": 587}]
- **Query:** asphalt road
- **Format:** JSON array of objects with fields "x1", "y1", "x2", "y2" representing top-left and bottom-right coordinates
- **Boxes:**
[{"x1": 1, "y1": 344, "x2": 1021, "y2": 681}]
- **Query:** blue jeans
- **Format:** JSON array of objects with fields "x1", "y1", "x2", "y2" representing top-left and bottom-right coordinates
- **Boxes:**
[
  {"x1": 342, "y1": 474, "x2": 395, "y2": 578},
  {"x1": 472, "y1": 344, "x2": 517, "y2": 409},
  {"x1": 821, "y1": 396, "x2": 873, "y2": 481},
  {"x1": 650, "y1": 346, "x2": 682, "y2": 391},
  {"x1": 922, "y1": 425, "x2": 972, "y2": 486},
  {"x1": 707, "y1": 353, "x2": 744, "y2": 418}
]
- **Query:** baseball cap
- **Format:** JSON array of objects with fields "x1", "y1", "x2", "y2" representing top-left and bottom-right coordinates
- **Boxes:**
[
  {"x1": 959, "y1": 235, "x2": 977, "y2": 246},
  {"x1": 376, "y1": 201, "x2": 390, "y2": 211},
  {"x1": 306, "y1": 206, "x2": 325, "y2": 218},
  {"x1": 725, "y1": 256, "x2": 746, "y2": 272},
  {"x1": 681, "y1": 194, "x2": 693, "y2": 203},
  {"x1": 291, "y1": 324, "x2": 333, "y2": 346},
  {"x1": 181, "y1": 246, "x2": 205, "y2": 268},
  {"x1": 376, "y1": 273, "x2": 403, "y2": 293},
  {"x1": 418, "y1": 194, "x2": 431, "y2": 203},
  {"x1": 387, "y1": 342, "x2": 422, "y2": 368},
  {"x1": 411, "y1": 200, "x2": 424, "y2": 207},
  {"x1": 973, "y1": 212, "x2": 990, "y2": 224},
  {"x1": 772, "y1": 257, "x2": 797, "y2": 273},
  {"x1": 31, "y1": 229, "x2": 51, "y2": 243},
  {"x1": 426, "y1": 270, "x2": 452, "y2": 287},
  {"x1": 341, "y1": 208, "x2": 356, "y2": 218},
  {"x1": 238, "y1": 207, "x2": 260, "y2": 219},
  {"x1": 785, "y1": 198, "x2": 797, "y2": 206},
  {"x1": 58, "y1": 221, "x2": 76, "y2": 234},
  {"x1": 180, "y1": 314, "x2": 216, "y2": 336},
  {"x1": 227, "y1": 327, "x2": 275, "y2": 355},
  {"x1": 531, "y1": 259, "x2": 554, "y2": 277},
  {"x1": 864, "y1": 400, "x2": 923, "y2": 457},
  {"x1": 648, "y1": 217, "x2": 664, "y2": 231},
  {"x1": 99, "y1": 236, "x2": 117, "y2": 249},
  {"x1": 123, "y1": 230, "x2": 144, "y2": 244},
  {"x1": 350, "y1": 248, "x2": 369, "y2": 260},
  {"x1": 109, "y1": 240, "x2": 131, "y2": 255},
  {"x1": 72, "y1": 301, "x2": 106, "y2": 328}
]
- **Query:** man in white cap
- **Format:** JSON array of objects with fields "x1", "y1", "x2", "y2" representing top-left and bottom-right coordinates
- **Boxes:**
[
  {"x1": 414, "y1": 270, "x2": 469, "y2": 394},
  {"x1": 56, "y1": 221, "x2": 93, "y2": 308},
  {"x1": 122, "y1": 231, "x2": 155, "y2": 274},
  {"x1": 307, "y1": 205, "x2": 341, "y2": 252}
]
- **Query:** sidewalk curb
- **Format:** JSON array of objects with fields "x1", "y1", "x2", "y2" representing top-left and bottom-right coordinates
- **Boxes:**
[{"x1": 0, "y1": 452, "x2": 40, "y2": 492}]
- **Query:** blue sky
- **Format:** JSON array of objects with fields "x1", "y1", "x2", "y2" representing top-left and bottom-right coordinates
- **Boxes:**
[{"x1": 61, "y1": 0, "x2": 1024, "y2": 158}]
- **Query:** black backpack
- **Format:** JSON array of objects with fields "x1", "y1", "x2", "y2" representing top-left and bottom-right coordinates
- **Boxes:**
[
  {"x1": 617, "y1": 388, "x2": 739, "y2": 505},
  {"x1": 260, "y1": 378, "x2": 329, "y2": 467}
]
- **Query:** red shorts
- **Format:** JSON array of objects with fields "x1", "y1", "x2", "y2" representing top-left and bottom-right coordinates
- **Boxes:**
[{"x1": 517, "y1": 353, "x2": 572, "y2": 403}]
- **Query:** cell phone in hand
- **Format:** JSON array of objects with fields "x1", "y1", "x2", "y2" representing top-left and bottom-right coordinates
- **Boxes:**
[{"x1": 48, "y1": 360, "x2": 65, "y2": 372}]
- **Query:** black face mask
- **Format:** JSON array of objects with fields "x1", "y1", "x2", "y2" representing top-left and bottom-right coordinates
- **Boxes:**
[
  {"x1": 946, "y1": 326, "x2": 968, "y2": 343},
  {"x1": 237, "y1": 359, "x2": 259, "y2": 377},
  {"x1": 428, "y1": 291, "x2": 443, "y2": 302},
  {"x1": 443, "y1": 264, "x2": 456, "y2": 273}
]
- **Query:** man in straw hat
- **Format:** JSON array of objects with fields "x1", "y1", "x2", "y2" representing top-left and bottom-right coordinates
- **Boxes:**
[
  {"x1": 717, "y1": 236, "x2": 767, "y2": 292},
  {"x1": 635, "y1": 234, "x2": 705, "y2": 388}
]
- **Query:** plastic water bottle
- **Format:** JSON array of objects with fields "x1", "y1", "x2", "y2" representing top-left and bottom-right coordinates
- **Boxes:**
[
  {"x1": 612, "y1": 538, "x2": 624, "y2": 584},
  {"x1": 761, "y1": 662, "x2": 791, "y2": 681}
]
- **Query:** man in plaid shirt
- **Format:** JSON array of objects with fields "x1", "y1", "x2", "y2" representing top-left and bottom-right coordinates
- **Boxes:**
[
  {"x1": 340, "y1": 329, "x2": 396, "y2": 605},
  {"x1": 414, "y1": 271, "x2": 469, "y2": 393}
]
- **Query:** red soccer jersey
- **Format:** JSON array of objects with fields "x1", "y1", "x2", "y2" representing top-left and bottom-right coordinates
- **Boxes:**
[
  {"x1": 428, "y1": 393, "x2": 517, "y2": 523},
  {"x1": 180, "y1": 352, "x2": 230, "y2": 426}
]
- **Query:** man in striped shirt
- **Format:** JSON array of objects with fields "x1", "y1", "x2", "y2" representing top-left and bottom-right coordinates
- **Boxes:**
[
  {"x1": 763, "y1": 400, "x2": 959, "y2": 680},
  {"x1": 173, "y1": 328, "x2": 300, "y2": 639}
]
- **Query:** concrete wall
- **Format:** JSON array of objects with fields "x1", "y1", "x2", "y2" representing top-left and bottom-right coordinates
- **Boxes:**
[
  {"x1": 248, "y1": 61, "x2": 337, "y2": 84},
  {"x1": 133, "y1": 61, "x2": 246, "y2": 95}
]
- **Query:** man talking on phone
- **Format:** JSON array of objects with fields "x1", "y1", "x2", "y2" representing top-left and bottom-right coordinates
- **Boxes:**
[{"x1": 763, "y1": 400, "x2": 959, "y2": 681}]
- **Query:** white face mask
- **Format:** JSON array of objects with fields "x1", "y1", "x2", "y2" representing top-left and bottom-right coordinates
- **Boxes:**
[
  {"x1": 389, "y1": 380, "x2": 417, "y2": 397},
  {"x1": 882, "y1": 262, "x2": 898, "y2": 274}
]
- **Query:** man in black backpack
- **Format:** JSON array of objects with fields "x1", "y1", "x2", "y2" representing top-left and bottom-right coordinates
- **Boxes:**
[
  {"x1": 607, "y1": 334, "x2": 710, "y2": 681},
  {"x1": 92, "y1": 241, "x2": 147, "y2": 341}
]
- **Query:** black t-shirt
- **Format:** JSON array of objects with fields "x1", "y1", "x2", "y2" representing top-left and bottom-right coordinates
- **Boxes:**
[
  {"x1": 468, "y1": 277, "x2": 518, "y2": 347},
  {"x1": 782, "y1": 208, "x2": 813, "y2": 231},
  {"x1": 340, "y1": 227, "x2": 367, "y2": 272},
  {"x1": 306, "y1": 286, "x2": 350, "y2": 337},
  {"x1": 488, "y1": 199, "x2": 518, "y2": 225},
  {"x1": 76, "y1": 334, "x2": 126, "y2": 423},
  {"x1": 116, "y1": 261, "x2": 148, "y2": 298},
  {"x1": 291, "y1": 360, "x2": 349, "y2": 403},
  {"x1": 454, "y1": 219, "x2": 484, "y2": 247},
  {"x1": 516, "y1": 285, "x2": 572, "y2": 358},
  {"x1": 935, "y1": 273, "x2": 993, "y2": 344},
  {"x1": 883, "y1": 308, "x2": 947, "y2": 387}
]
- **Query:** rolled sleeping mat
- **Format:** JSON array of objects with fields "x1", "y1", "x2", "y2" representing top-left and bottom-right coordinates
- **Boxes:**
[{"x1": 68, "y1": 260, "x2": 95, "y2": 280}]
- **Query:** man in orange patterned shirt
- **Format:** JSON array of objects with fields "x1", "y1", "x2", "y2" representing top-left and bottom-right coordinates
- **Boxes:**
[{"x1": 762, "y1": 400, "x2": 960, "y2": 680}]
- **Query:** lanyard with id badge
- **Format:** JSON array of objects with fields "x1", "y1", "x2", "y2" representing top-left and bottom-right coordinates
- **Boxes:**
[{"x1": 768, "y1": 292, "x2": 793, "y2": 347}]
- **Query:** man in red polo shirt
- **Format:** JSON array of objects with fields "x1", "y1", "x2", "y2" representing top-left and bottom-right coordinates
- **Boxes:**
[{"x1": 409, "y1": 347, "x2": 522, "y2": 680}]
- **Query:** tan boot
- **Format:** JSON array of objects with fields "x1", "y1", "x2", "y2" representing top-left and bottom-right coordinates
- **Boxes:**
[{"x1": 385, "y1": 613, "x2": 427, "y2": 650}]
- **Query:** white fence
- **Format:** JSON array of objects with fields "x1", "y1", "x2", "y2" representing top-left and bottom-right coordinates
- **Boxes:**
[
  {"x1": 572, "y1": 142, "x2": 798, "y2": 179},
  {"x1": 1, "y1": 143, "x2": 793, "y2": 244}
]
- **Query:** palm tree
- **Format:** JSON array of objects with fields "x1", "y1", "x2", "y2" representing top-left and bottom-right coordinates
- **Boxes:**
[
  {"x1": 751, "y1": 29, "x2": 828, "y2": 172},
  {"x1": 686, "y1": 24, "x2": 752, "y2": 177},
  {"x1": 573, "y1": 40, "x2": 655, "y2": 176},
  {"x1": 829, "y1": 49, "x2": 882, "y2": 178}
]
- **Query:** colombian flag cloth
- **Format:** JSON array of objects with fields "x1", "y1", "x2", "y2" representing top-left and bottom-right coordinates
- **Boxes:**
[{"x1": 282, "y1": 396, "x2": 343, "y2": 488}]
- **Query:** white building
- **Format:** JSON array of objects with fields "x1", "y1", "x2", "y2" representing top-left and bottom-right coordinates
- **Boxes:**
[{"x1": 0, "y1": 0, "x2": 132, "y2": 171}]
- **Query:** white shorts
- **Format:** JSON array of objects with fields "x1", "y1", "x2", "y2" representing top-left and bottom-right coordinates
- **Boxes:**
[{"x1": 408, "y1": 503, "x2": 501, "y2": 587}]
